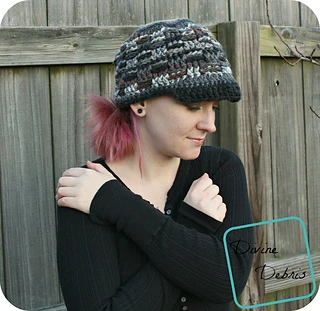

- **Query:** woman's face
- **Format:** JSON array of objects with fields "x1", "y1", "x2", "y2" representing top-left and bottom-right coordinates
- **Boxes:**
[{"x1": 135, "y1": 96, "x2": 218, "y2": 160}]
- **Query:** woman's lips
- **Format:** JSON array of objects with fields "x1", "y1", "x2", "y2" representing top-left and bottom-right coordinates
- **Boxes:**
[{"x1": 187, "y1": 138, "x2": 205, "y2": 146}]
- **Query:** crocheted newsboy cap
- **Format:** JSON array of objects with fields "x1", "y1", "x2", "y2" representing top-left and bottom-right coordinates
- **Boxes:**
[{"x1": 113, "y1": 18, "x2": 241, "y2": 108}]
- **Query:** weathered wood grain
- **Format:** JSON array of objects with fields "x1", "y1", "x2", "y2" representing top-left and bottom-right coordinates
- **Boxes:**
[
  {"x1": 217, "y1": 21, "x2": 264, "y2": 308},
  {"x1": 229, "y1": 0, "x2": 266, "y2": 23},
  {"x1": 100, "y1": 64, "x2": 116, "y2": 100},
  {"x1": 275, "y1": 284, "x2": 312, "y2": 311},
  {"x1": 48, "y1": 2, "x2": 101, "y2": 168},
  {"x1": 48, "y1": 0, "x2": 98, "y2": 26},
  {"x1": 230, "y1": 0, "x2": 300, "y2": 26},
  {"x1": 50, "y1": 64, "x2": 100, "y2": 177},
  {"x1": 260, "y1": 57, "x2": 311, "y2": 309},
  {"x1": 0, "y1": 67, "x2": 60, "y2": 309},
  {"x1": 0, "y1": 26, "x2": 136, "y2": 66},
  {"x1": 145, "y1": 0, "x2": 188, "y2": 23},
  {"x1": 303, "y1": 62, "x2": 320, "y2": 252},
  {"x1": 1, "y1": 25, "x2": 318, "y2": 67},
  {"x1": 261, "y1": 58, "x2": 307, "y2": 254},
  {"x1": 260, "y1": 25, "x2": 320, "y2": 58},
  {"x1": 300, "y1": 3, "x2": 319, "y2": 28},
  {"x1": 98, "y1": 0, "x2": 145, "y2": 26},
  {"x1": 1, "y1": 0, "x2": 47, "y2": 26},
  {"x1": 264, "y1": 253, "x2": 319, "y2": 294},
  {"x1": 188, "y1": 0, "x2": 229, "y2": 24}
]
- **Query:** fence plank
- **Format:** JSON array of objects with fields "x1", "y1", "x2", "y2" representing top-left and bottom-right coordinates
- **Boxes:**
[
  {"x1": 300, "y1": 3, "x2": 319, "y2": 28},
  {"x1": 1, "y1": 0, "x2": 47, "y2": 26},
  {"x1": 276, "y1": 284, "x2": 311, "y2": 311},
  {"x1": 264, "y1": 253, "x2": 319, "y2": 293},
  {"x1": 229, "y1": 0, "x2": 266, "y2": 23},
  {"x1": 261, "y1": 57, "x2": 310, "y2": 308},
  {"x1": 217, "y1": 21, "x2": 264, "y2": 308},
  {"x1": 48, "y1": 0, "x2": 102, "y2": 307},
  {"x1": 97, "y1": 0, "x2": 145, "y2": 26},
  {"x1": 1, "y1": 26, "x2": 318, "y2": 67},
  {"x1": 145, "y1": 0, "x2": 188, "y2": 23},
  {"x1": 188, "y1": 0, "x2": 229, "y2": 24},
  {"x1": 50, "y1": 64, "x2": 100, "y2": 174},
  {"x1": 302, "y1": 55, "x2": 319, "y2": 311},
  {"x1": 303, "y1": 62, "x2": 320, "y2": 252},
  {"x1": 260, "y1": 25, "x2": 320, "y2": 58},
  {"x1": 230, "y1": 0, "x2": 300, "y2": 26},
  {"x1": 0, "y1": 26, "x2": 136, "y2": 67},
  {"x1": 100, "y1": 64, "x2": 116, "y2": 100},
  {"x1": 48, "y1": 0, "x2": 98, "y2": 26},
  {"x1": 97, "y1": 0, "x2": 145, "y2": 117},
  {"x1": 261, "y1": 58, "x2": 307, "y2": 254},
  {"x1": 0, "y1": 67, "x2": 60, "y2": 309}
]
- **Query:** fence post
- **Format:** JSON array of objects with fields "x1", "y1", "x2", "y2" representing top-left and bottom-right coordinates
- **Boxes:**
[{"x1": 217, "y1": 21, "x2": 265, "y2": 310}]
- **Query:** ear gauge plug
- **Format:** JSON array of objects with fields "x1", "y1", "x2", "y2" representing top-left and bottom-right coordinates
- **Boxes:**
[{"x1": 137, "y1": 108, "x2": 143, "y2": 114}]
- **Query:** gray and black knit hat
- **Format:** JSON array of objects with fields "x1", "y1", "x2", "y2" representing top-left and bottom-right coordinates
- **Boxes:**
[{"x1": 113, "y1": 18, "x2": 241, "y2": 108}]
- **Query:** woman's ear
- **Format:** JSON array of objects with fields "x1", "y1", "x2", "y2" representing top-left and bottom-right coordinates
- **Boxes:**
[{"x1": 130, "y1": 101, "x2": 147, "y2": 117}]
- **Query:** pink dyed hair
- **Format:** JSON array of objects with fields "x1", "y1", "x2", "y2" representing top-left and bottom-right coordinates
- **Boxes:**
[
  {"x1": 85, "y1": 95, "x2": 143, "y2": 175},
  {"x1": 85, "y1": 95, "x2": 135, "y2": 162}
]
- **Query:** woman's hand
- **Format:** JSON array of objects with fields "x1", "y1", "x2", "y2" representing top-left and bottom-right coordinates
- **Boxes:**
[
  {"x1": 183, "y1": 173, "x2": 227, "y2": 222},
  {"x1": 56, "y1": 161, "x2": 116, "y2": 214}
]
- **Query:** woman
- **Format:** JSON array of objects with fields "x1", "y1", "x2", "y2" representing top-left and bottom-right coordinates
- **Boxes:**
[{"x1": 56, "y1": 18, "x2": 254, "y2": 311}]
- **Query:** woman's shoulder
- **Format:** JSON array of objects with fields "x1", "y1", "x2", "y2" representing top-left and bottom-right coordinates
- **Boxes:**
[
  {"x1": 194, "y1": 146, "x2": 245, "y2": 175},
  {"x1": 200, "y1": 145, "x2": 242, "y2": 163}
]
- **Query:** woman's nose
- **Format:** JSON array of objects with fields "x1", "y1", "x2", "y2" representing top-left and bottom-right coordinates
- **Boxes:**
[{"x1": 198, "y1": 111, "x2": 217, "y2": 133}]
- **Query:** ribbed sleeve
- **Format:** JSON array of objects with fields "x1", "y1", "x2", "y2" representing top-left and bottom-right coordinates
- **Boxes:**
[
  {"x1": 90, "y1": 180, "x2": 168, "y2": 251},
  {"x1": 57, "y1": 207, "x2": 181, "y2": 311}
]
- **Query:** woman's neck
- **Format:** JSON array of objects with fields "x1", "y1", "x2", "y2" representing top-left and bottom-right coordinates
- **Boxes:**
[{"x1": 107, "y1": 150, "x2": 181, "y2": 184}]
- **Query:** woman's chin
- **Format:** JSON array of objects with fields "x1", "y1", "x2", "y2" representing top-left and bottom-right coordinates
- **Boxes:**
[{"x1": 179, "y1": 148, "x2": 202, "y2": 160}]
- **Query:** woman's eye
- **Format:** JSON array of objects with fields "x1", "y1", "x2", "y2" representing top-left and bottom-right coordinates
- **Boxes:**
[
  {"x1": 187, "y1": 105, "x2": 200, "y2": 111},
  {"x1": 186, "y1": 103, "x2": 219, "y2": 111}
]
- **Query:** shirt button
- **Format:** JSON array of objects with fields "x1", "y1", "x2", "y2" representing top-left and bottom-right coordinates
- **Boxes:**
[
  {"x1": 182, "y1": 306, "x2": 188, "y2": 310},
  {"x1": 165, "y1": 209, "x2": 172, "y2": 215},
  {"x1": 181, "y1": 296, "x2": 186, "y2": 302}
]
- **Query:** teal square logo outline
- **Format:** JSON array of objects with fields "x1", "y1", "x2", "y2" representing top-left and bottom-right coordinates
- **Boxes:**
[{"x1": 222, "y1": 216, "x2": 317, "y2": 309}]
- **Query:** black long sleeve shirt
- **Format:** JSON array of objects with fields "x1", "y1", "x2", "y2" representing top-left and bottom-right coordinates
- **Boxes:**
[{"x1": 57, "y1": 146, "x2": 254, "y2": 311}]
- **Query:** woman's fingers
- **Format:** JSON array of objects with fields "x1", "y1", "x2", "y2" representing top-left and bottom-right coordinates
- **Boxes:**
[
  {"x1": 192, "y1": 174, "x2": 213, "y2": 192},
  {"x1": 183, "y1": 172, "x2": 227, "y2": 222},
  {"x1": 56, "y1": 164, "x2": 116, "y2": 213},
  {"x1": 216, "y1": 203, "x2": 227, "y2": 222},
  {"x1": 211, "y1": 194, "x2": 223, "y2": 206},
  {"x1": 62, "y1": 167, "x2": 85, "y2": 177},
  {"x1": 203, "y1": 184, "x2": 219, "y2": 198},
  {"x1": 86, "y1": 161, "x2": 110, "y2": 175},
  {"x1": 58, "y1": 176, "x2": 76, "y2": 187},
  {"x1": 57, "y1": 196, "x2": 78, "y2": 209},
  {"x1": 56, "y1": 185, "x2": 76, "y2": 203},
  {"x1": 57, "y1": 186, "x2": 77, "y2": 197}
]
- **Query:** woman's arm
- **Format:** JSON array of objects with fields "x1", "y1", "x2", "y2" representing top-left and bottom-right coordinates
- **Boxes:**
[
  {"x1": 176, "y1": 201, "x2": 223, "y2": 234},
  {"x1": 57, "y1": 207, "x2": 181, "y2": 311},
  {"x1": 88, "y1": 152, "x2": 254, "y2": 303}
]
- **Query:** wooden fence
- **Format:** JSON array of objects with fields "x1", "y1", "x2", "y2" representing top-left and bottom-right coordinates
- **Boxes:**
[{"x1": 0, "y1": 0, "x2": 319, "y2": 310}]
